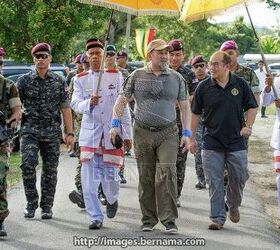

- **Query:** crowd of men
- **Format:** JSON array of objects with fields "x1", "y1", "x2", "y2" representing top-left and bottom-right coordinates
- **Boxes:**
[{"x1": 0, "y1": 36, "x2": 279, "y2": 237}]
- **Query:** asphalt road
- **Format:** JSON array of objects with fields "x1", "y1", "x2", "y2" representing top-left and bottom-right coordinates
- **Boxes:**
[{"x1": 1, "y1": 145, "x2": 280, "y2": 249}]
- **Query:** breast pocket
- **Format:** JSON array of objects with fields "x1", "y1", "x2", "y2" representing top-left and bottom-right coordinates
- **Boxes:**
[{"x1": 25, "y1": 86, "x2": 40, "y2": 99}]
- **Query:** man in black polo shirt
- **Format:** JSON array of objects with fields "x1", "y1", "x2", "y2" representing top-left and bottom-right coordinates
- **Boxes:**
[{"x1": 190, "y1": 51, "x2": 258, "y2": 230}]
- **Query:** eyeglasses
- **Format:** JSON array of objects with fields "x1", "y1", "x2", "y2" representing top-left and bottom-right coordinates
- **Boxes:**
[
  {"x1": 106, "y1": 52, "x2": 115, "y2": 57},
  {"x1": 193, "y1": 63, "x2": 206, "y2": 69},
  {"x1": 0, "y1": 60, "x2": 3, "y2": 66},
  {"x1": 34, "y1": 54, "x2": 49, "y2": 60}
]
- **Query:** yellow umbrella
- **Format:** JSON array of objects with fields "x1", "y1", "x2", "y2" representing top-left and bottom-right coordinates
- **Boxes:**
[
  {"x1": 180, "y1": 0, "x2": 278, "y2": 98},
  {"x1": 180, "y1": 0, "x2": 247, "y2": 22},
  {"x1": 76, "y1": 0, "x2": 183, "y2": 95},
  {"x1": 77, "y1": 0, "x2": 183, "y2": 16}
]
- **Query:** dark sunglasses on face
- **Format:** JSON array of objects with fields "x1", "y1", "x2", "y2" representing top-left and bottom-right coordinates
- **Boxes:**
[
  {"x1": 106, "y1": 52, "x2": 115, "y2": 57},
  {"x1": 193, "y1": 63, "x2": 206, "y2": 69},
  {"x1": 0, "y1": 60, "x2": 3, "y2": 66},
  {"x1": 34, "y1": 54, "x2": 49, "y2": 59}
]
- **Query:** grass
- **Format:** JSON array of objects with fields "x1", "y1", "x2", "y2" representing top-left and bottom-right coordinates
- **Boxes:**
[
  {"x1": 264, "y1": 103, "x2": 277, "y2": 116},
  {"x1": 7, "y1": 151, "x2": 22, "y2": 188}
]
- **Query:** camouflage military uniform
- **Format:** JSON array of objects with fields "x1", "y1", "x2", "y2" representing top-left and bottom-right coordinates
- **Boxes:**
[
  {"x1": 234, "y1": 64, "x2": 260, "y2": 149},
  {"x1": 66, "y1": 69, "x2": 77, "y2": 86},
  {"x1": 117, "y1": 66, "x2": 129, "y2": 79},
  {"x1": 69, "y1": 76, "x2": 82, "y2": 192},
  {"x1": 0, "y1": 75, "x2": 21, "y2": 224},
  {"x1": 17, "y1": 70, "x2": 69, "y2": 211},
  {"x1": 234, "y1": 64, "x2": 260, "y2": 94},
  {"x1": 188, "y1": 76, "x2": 209, "y2": 186},
  {"x1": 125, "y1": 64, "x2": 136, "y2": 74},
  {"x1": 176, "y1": 65, "x2": 195, "y2": 198}
]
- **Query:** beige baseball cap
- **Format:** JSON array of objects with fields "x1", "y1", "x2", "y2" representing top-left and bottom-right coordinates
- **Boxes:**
[{"x1": 147, "y1": 39, "x2": 173, "y2": 54}]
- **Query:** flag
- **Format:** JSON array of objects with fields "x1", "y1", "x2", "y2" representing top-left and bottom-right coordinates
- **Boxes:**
[{"x1": 135, "y1": 27, "x2": 156, "y2": 59}]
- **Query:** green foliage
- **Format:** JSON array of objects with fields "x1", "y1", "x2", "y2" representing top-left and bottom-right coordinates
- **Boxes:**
[
  {"x1": 260, "y1": 35, "x2": 280, "y2": 53},
  {"x1": 125, "y1": 15, "x2": 259, "y2": 60},
  {"x1": 0, "y1": 1, "x2": 274, "y2": 63},
  {"x1": 266, "y1": 0, "x2": 280, "y2": 10},
  {"x1": 0, "y1": 0, "x2": 108, "y2": 62}
]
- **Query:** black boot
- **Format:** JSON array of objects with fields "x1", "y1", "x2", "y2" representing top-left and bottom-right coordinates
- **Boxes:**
[
  {"x1": 69, "y1": 190, "x2": 85, "y2": 208},
  {"x1": 261, "y1": 106, "x2": 267, "y2": 118},
  {"x1": 0, "y1": 221, "x2": 7, "y2": 237},
  {"x1": 119, "y1": 169, "x2": 127, "y2": 184},
  {"x1": 24, "y1": 203, "x2": 38, "y2": 218}
]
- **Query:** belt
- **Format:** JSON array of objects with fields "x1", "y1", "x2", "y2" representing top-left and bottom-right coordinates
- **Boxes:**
[{"x1": 135, "y1": 120, "x2": 176, "y2": 132}]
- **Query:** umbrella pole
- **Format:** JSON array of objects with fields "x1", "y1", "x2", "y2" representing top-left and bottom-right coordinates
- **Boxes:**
[
  {"x1": 244, "y1": 2, "x2": 278, "y2": 98},
  {"x1": 95, "y1": 9, "x2": 114, "y2": 96}
]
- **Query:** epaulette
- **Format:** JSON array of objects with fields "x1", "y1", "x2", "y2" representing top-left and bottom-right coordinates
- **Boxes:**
[
  {"x1": 105, "y1": 69, "x2": 118, "y2": 73},
  {"x1": 77, "y1": 71, "x2": 89, "y2": 78}
]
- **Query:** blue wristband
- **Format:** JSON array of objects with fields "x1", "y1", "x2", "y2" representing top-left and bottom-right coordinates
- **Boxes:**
[
  {"x1": 182, "y1": 129, "x2": 192, "y2": 137},
  {"x1": 111, "y1": 119, "x2": 121, "y2": 128}
]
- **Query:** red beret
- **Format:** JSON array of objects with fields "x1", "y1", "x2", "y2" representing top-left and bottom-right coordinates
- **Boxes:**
[
  {"x1": 168, "y1": 39, "x2": 184, "y2": 51},
  {"x1": 191, "y1": 55, "x2": 207, "y2": 66},
  {"x1": 0, "y1": 47, "x2": 5, "y2": 56},
  {"x1": 220, "y1": 40, "x2": 238, "y2": 51},
  {"x1": 86, "y1": 38, "x2": 104, "y2": 51},
  {"x1": 74, "y1": 54, "x2": 82, "y2": 63},
  {"x1": 31, "y1": 42, "x2": 51, "y2": 55}
]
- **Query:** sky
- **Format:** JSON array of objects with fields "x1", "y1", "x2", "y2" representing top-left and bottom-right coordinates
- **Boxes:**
[{"x1": 210, "y1": 2, "x2": 280, "y2": 28}]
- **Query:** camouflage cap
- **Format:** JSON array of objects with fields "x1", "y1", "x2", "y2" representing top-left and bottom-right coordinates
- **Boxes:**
[{"x1": 147, "y1": 39, "x2": 172, "y2": 54}]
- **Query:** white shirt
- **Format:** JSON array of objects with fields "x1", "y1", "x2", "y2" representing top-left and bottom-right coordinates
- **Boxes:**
[{"x1": 255, "y1": 68, "x2": 266, "y2": 92}]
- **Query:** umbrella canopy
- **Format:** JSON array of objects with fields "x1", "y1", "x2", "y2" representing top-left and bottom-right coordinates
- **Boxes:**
[
  {"x1": 77, "y1": 0, "x2": 183, "y2": 16},
  {"x1": 180, "y1": 0, "x2": 248, "y2": 22}
]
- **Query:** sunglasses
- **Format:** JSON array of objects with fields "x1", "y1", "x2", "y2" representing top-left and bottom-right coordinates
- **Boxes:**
[
  {"x1": 193, "y1": 63, "x2": 206, "y2": 69},
  {"x1": 0, "y1": 60, "x2": 3, "y2": 66},
  {"x1": 106, "y1": 52, "x2": 116, "y2": 57},
  {"x1": 34, "y1": 54, "x2": 49, "y2": 59}
]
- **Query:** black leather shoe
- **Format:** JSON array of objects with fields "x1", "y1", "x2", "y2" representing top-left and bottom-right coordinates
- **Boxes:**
[
  {"x1": 119, "y1": 172, "x2": 127, "y2": 184},
  {"x1": 24, "y1": 204, "x2": 37, "y2": 218},
  {"x1": 89, "y1": 220, "x2": 103, "y2": 230},
  {"x1": 164, "y1": 221, "x2": 178, "y2": 233},
  {"x1": 0, "y1": 222, "x2": 7, "y2": 237},
  {"x1": 106, "y1": 200, "x2": 118, "y2": 218},
  {"x1": 41, "y1": 208, "x2": 53, "y2": 219},
  {"x1": 69, "y1": 190, "x2": 85, "y2": 208}
]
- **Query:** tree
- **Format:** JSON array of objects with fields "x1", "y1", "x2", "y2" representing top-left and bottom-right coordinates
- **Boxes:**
[
  {"x1": 0, "y1": 0, "x2": 108, "y2": 62},
  {"x1": 260, "y1": 35, "x2": 280, "y2": 53},
  {"x1": 266, "y1": 0, "x2": 280, "y2": 10}
]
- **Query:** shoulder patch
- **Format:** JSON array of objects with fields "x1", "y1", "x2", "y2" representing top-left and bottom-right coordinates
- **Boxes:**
[{"x1": 77, "y1": 71, "x2": 89, "y2": 78}]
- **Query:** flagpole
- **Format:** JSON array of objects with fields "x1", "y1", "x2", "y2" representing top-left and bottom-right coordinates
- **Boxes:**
[{"x1": 244, "y1": 2, "x2": 278, "y2": 98}]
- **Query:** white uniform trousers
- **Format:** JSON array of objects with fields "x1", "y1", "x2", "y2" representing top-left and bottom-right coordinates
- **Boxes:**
[{"x1": 81, "y1": 154, "x2": 120, "y2": 223}]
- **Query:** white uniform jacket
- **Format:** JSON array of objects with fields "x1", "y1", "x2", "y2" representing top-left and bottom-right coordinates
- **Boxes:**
[
  {"x1": 261, "y1": 77, "x2": 280, "y2": 149},
  {"x1": 71, "y1": 69, "x2": 132, "y2": 149}
]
